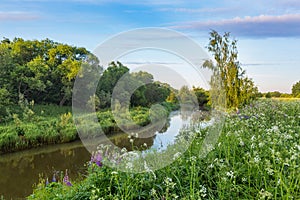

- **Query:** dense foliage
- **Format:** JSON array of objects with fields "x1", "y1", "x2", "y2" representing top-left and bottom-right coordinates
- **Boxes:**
[
  {"x1": 96, "y1": 61, "x2": 173, "y2": 109},
  {"x1": 28, "y1": 99, "x2": 300, "y2": 199},
  {"x1": 0, "y1": 38, "x2": 100, "y2": 108}
]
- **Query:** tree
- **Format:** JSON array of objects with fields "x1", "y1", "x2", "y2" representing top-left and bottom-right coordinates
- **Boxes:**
[
  {"x1": 240, "y1": 77, "x2": 258, "y2": 104},
  {"x1": 192, "y1": 86, "x2": 209, "y2": 108},
  {"x1": 292, "y1": 81, "x2": 300, "y2": 97},
  {"x1": 0, "y1": 38, "x2": 98, "y2": 106},
  {"x1": 206, "y1": 31, "x2": 257, "y2": 108},
  {"x1": 96, "y1": 62, "x2": 129, "y2": 108},
  {"x1": 265, "y1": 92, "x2": 271, "y2": 98}
]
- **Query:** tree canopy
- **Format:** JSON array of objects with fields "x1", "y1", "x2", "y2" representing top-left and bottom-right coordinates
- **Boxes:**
[
  {"x1": 0, "y1": 38, "x2": 100, "y2": 107},
  {"x1": 96, "y1": 61, "x2": 173, "y2": 109}
]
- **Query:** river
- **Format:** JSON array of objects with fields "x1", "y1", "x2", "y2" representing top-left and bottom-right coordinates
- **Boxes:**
[{"x1": 0, "y1": 111, "x2": 196, "y2": 199}]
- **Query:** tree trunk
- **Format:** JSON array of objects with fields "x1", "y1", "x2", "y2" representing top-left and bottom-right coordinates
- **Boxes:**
[{"x1": 59, "y1": 94, "x2": 67, "y2": 106}]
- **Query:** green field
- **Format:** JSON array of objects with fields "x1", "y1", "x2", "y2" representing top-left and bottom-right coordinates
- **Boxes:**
[{"x1": 27, "y1": 99, "x2": 300, "y2": 199}]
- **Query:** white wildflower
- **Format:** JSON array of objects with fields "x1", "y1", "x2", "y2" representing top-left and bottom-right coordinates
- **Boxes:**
[
  {"x1": 173, "y1": 152, "x2": 182, "y2": 160},
  {"x1": 226, "y1": 171, "x2": 234, "y2": 178},
  {"x1": 199, "y1": 185, "x2": 207, "y2": 197}
]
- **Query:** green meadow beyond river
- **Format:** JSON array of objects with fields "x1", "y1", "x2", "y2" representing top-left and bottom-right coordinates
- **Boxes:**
[{"x1": 0, "y1": 111, "x2": 195, "y2": 199}]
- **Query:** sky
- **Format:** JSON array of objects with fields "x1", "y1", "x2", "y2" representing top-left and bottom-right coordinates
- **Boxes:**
[{"x1": 0, "y1": 0, "x2": 300, "y2": 93}]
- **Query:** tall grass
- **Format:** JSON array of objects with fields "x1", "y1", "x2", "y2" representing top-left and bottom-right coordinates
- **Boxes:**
[{"x1": 28, "y1": 100, "x2": 300, "y2": 199}]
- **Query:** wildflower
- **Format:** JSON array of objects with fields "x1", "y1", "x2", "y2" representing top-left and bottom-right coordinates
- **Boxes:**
[
  {"x1": 45, "y1": 178, "x2": 49, "y2": 186},
  {"x1": 254, "y1": 155, "x2": 261, "y2": 163},
  {"x1": 208, "y1": 163, "x2": 214, "y2": 169},
  {"x1": 91, "y1": 152, "x2": 103, "y2": 167},
  {"x1": 126, "y1": 162, "x2": 133, "y2": 170},
  {"x1": 63, "y1": 169, "x2": 72, "y2": 186},
  {"x1": 190, "y1": 156, "x2": 197, "y2": 162},
  {"x1": 150, "y1": 188, "x2": 156, "y2": 196},
  {"x1": 265, "y1": 167, "x2": 274, "y2": 175},
  {"x1": 239, "y1": 140, "x2": 245, "y2": 146},
  {"x1": 259, "y1": 189, "x2": 273, "y2": 199},
  {"x1": 271, "y1": 125, "x2": 279, "y2": 132},
  {"x1": 173, "y1": 152, "x2": 181, "y2": 160},
  {"x1": 121, "y1": 147, "x2": 127, "y2": 153},
  {"x1": 226, "y1": 171, "x2": 234, "y2": 179},
  {"x1": 164, "y1": 177, "x2": 176, "y2": 188},
  {"x1": 164, "y1": 177, "x2": 172, "y2": 184},
  {"x1": 199, "y1": 185, "x2": 207, "y2": 198},
  {"x1": 52, "y1": 173, "x2": 56, "y2": 182}
]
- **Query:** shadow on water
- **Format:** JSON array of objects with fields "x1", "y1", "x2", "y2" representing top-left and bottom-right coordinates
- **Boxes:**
[
  {"x1": 0, "y1": 140, "x2": 90, "y2": 199},
  {"x1": 0, "y1": 111, "x2": 202, "y2": 199}
]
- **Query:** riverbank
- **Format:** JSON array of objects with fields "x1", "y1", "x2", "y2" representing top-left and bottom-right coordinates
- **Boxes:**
[
  {"x1": 28, "y1": 100, "x2": 300, "y2": 199},
  {"x1": 0, "y1": 102, "x2": 178, "y2": 154},
  {"x1": 1, "y1": 107, "x2": 186, "y2": 199}
]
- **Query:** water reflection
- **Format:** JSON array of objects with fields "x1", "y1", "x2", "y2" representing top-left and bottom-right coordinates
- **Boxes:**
[{"x1": 0, "y1": 141, "x2": 90, "y2": 199}]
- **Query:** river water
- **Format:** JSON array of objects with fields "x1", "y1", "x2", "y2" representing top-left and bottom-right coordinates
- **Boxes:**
[{"x1": 0, "y1": 112, "x2": 195, "y2": 199}]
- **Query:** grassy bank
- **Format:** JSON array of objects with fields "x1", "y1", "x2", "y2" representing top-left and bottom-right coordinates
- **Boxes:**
[
  {"x1": 0, "y1": 102, "x2": 177, "y2": 154},
  {"x1": 28, "y1": 99, "x2": 300, "y2": 199}
]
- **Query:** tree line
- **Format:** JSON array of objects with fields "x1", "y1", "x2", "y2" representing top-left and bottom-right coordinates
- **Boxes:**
[{"x1": 0, "y1": 38, "x2": 211, "y2": 118}]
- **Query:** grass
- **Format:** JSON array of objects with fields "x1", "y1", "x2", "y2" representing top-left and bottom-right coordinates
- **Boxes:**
[
  {"x1": 28, "y1": 99, "x2": 300, "y2": 199},
  {"x1": 0, "y1": 103, "x2": 175, "y2": 154}
]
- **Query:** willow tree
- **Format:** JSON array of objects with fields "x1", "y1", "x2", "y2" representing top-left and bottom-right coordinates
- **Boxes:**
[{"x1": 206, "y1": 30, "x2": 257, "y2": 109}]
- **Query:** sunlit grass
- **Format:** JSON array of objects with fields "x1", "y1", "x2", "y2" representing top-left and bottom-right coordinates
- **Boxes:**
[{"x1": 28, "y1": 99, "x2": 300, "y2": 199}]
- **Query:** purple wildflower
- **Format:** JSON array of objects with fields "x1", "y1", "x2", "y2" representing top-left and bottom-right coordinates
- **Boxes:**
[
  {"x1": 45, "y1": 178, "x2": 49, "y2": 186},
  {"x1": 63, "y1": 169, "x2": 72, "y2": 186},
  {"x1": 52, "y1": 174, "x2": 56, "y2": 182},
  {"x1": 91, "y1": 152, "x2": 103, "y2": 167}
]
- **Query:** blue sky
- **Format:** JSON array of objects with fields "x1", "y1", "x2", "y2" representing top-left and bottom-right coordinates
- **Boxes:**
[{"x1": 1, "y1": 0, "x2": 300, "y2": 93}]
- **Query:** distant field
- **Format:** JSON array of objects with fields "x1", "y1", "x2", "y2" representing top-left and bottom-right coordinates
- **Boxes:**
[{"x1": 271, "y1": 97, "x2": 300, "y2": 101}]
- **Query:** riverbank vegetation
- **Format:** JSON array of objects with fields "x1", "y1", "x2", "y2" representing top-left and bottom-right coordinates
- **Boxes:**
[
  {"x1": 0, "y1": 38, "x2": 210, "y2": 154},
  {"x1": 28, "y1": 99, "x2": 300, "y2": 199}
]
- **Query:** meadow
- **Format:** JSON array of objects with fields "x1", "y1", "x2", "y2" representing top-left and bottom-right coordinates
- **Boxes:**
[{"x1": 27, "y1": 99, "x2": 300, "y2": 199}]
